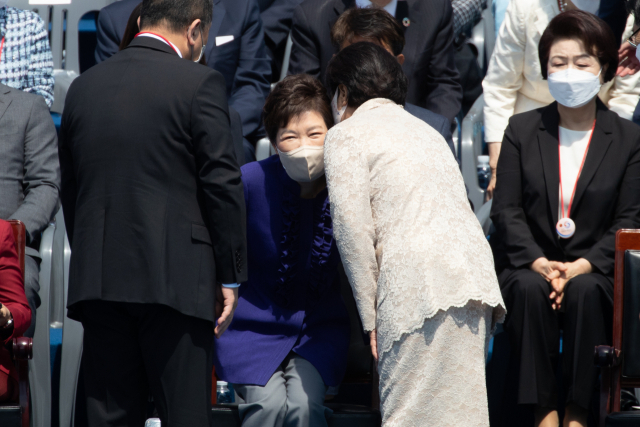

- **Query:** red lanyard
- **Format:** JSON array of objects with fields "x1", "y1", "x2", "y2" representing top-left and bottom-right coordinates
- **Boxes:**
[
  {"x1": 0, "y1": 37, "x2": 4, "y2": 63},
  {"x1": 558, "y1": 121, "x2": 595, "y2": 219},
  {"x1": 134, "y1": 32, "x2": 179, "y2": 55}
]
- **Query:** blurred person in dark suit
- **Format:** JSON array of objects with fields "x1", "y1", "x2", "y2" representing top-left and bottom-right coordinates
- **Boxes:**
[
  {"x1": 330, "y1": 7, "x2": 457, "y2": 161},
  {"x1": 289, "y1": 0, "x2": 463, "y2": 124},
  {"x1": 0, "y1": 83, "x2": 60, "y2": 338},
  {"x1": 256, "y1": 0, "x2": 305, "y2": 80},
  {"x1": 95, "y1": 0, "x2": 271, "y2": 162},
  {"x1": 60, "y1": 0, "x2": 248, "y2": 425}
]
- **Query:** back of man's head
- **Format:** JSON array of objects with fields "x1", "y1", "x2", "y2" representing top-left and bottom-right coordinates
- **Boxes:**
[
  {"x1": 140, "y1": 0, "x2": 213, "y2": 33},
  {"x1": 330, "y1": 8, "x2": 405, "y2": 56}
]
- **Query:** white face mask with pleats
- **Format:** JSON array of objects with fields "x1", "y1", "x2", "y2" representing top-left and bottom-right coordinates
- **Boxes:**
[{"x1": 547, "y1": 68, "x2": 602, "y2": 109}]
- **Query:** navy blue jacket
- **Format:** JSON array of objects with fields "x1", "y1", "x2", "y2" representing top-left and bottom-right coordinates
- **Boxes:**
[
  {"x1": 289, "y1": 0, "x2": 463, "y2": 124},
  {"x1": 95, "y1": 0, "x2": 272, "y2": 142},
  {"x1": 405, "y1": 102, "x2": 457, "y2": 165}
]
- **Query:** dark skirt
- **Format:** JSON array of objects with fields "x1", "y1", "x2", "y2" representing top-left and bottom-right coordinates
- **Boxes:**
[{"x1": 499, "y1": 268, "x2": 613, "y2": 410}]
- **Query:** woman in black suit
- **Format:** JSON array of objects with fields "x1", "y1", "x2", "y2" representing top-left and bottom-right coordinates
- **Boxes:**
[{"x1": 491, "y1": 10, "x2": 640, "y2": 427}]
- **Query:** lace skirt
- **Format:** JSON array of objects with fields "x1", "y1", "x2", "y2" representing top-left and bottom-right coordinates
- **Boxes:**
[{"x1": 377, "y1": 300, "x2": 492, "y2": 427}]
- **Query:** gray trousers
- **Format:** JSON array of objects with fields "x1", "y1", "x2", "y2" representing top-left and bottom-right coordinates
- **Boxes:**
[
  {"x1": 24, "y1": 254, "x2": 40, "y2": 338},
  {"x1": 234, "y1": 353, "x2": 331, "y2": 427}
]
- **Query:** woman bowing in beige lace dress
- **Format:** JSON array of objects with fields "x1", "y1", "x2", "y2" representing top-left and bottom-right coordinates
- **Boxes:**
[{"x1": 323, "y1": 42, "x2": 506, "y2": 427}]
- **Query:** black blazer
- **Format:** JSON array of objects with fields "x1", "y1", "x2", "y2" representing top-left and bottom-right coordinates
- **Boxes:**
[
  {"x1": 59, "y1": 37, "x2": 248, "y2": 322},
  {"x1": 490, "y1": 100, "x2": 640, "y2": 279},
  {"x1": 288, "y1": 0, "x2": 462, "y2": 124}
]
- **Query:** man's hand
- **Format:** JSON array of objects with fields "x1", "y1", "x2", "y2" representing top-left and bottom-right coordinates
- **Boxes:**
[
  {"x1": 617, "y1": 41, "x2": 640, "y2": 77},
  {"x1": 530, "y1": 257, "x2": 566, "y2": 282},
  {"x1": 215, "y1": 285, "x2": 239, "y2": 339},
  {"x1": 549, "y1": 258, "x2": 592, "y2": 310},
  {"x1": 369, "y1": 330, "x2": 378, "y2": 363}
]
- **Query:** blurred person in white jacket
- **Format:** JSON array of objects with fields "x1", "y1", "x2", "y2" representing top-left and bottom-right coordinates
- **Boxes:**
[{"x1": 483, "y1": 0, "x2": 640, "y2": 198}]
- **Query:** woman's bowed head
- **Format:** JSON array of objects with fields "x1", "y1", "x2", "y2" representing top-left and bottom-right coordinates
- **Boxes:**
[{"x1": 326, "y1": 41, "x2": 408, "y2": 124}]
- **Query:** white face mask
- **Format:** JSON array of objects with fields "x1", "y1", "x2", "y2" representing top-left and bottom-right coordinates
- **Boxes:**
[
  {"x1": 331, "y1": 89, "x2": 347, "y2": 124},
  {"x1": 278, "y1": 145, "x2": 325, "y2": 182},
  {"x1": 547, "y1": 68, "x2": 602, "y2": 109}
]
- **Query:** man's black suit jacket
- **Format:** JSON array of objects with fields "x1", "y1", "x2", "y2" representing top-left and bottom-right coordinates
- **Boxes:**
[
  {"x1": 289, "y1": 0, "x2": 462, "y2": 124},
  {"x1": 59, "y1": 37, "x2": 248, "y2": 322},
  {"x1": 490, "y1": 100, "x2": 640, "y2": 279}
]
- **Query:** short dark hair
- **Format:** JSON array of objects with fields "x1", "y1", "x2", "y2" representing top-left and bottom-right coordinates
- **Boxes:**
[
  {"x1": 326, "y1": 42, "x2": 408, "y2": 109},
  {"x1": 263, "y1": 74, "x2": 334, "y2": 145},
  {"x1": 140, "y1": 0, "x2": 213, "y2": 33},
  {"x1": 330, "y1": 8, "x2": 405, "y2": 56},
  {"x1": 538, "y1": 10, "x2": 618, "y2": 83}
]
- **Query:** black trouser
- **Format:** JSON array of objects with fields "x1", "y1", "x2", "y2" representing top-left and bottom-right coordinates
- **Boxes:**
[
  {"x1": 77, "y1": 300, "x2": 213, "y2": 427},
  {"x1": 499, "y1": 268, "x2": 613, "y2": 410}
]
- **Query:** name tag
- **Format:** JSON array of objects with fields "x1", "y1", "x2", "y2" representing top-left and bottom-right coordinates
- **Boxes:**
[{"x1": 215, "y1": 36, "x2": 234, "y2": 46}]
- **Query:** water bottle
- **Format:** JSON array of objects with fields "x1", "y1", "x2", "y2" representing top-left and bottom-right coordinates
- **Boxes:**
[
  {"x1": 144, "y1": 419, "x2": 161, "y2": 427},
  {"x1": 477, "y1": 155, "x2": 491, "y2": 191},
  {"x1": 217, "y1": 381, "x2": 233, "y2": 404}
]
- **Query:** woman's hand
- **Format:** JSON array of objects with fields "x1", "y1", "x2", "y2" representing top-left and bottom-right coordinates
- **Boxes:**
[
  {"x1": 485, "y1": 170, "x2": 497, "y2": 201},
  {"x1": 549, "y1": 258, "x2": 592, "y2": 310},
  {"x1": 0, "y1": 304, "x2": 12, "y2": 328},
  {"x1": 530, "y1": 257, "x2": 566, "y2": 282},
  {"x1": 369, "y1": 330, "x2": 378, "y2": 363},
  {"x1": 617, "y1": 41, "x2": 640, "y2": 77},
  {"x1": 485, "y1": 143, "x2": 501, "y2": 201}
]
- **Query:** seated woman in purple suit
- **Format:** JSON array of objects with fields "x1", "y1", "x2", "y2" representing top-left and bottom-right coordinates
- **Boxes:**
[{"x1": 213, "y1": 74, "x2": 350, "y2": 427}]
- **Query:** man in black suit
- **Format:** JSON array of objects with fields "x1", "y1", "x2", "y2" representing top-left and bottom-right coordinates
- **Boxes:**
[
  {"x1": 95, "y1": 0, "x2": 271, "y2": 162},
  {"x1": 59, "y1": 0, "x2": 247, "y2": 425},
  {"x1": 289, "y1": 0, "x2": 463, "y2": 124}
]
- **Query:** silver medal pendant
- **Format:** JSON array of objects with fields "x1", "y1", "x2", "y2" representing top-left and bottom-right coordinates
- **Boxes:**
[{"x1": 556, "y1": 217, "x2": 576, "y2": 239}]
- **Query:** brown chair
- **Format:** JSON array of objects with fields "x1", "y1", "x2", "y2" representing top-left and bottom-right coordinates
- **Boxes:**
[
  {"x1": 0, "y1": 220, "x2": 33, "y2": 427},
  {"x1": 595, "y1": 229, "x2": 640, "y2": 427}
]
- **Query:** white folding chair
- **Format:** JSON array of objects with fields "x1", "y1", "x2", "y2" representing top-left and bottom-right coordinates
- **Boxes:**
[
  {"x1": 28, "y1": 219, "x2": 56, "y2": 427},
  {"x1": 48, "y1": 0, "x2": 111, "y2": 73},
  {"x1": 460, "y1": 94, "x2": 486, "y2": 212},
  {"x1": 279, "y1": 33, "x2": 293, "y2": 82},
  {"x1": 59, "y1": 218, "x2": 83, "y2": 427}
]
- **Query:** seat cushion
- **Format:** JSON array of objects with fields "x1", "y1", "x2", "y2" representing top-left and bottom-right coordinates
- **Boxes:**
[
  {"x1": 623, "y1": 251, "x2": 640, "y2": 377},
  {"x1": 0, "y1": 405, "x2": 21, "y2": 427},
  {"x1": 606, "y1": 411, "x2": 640, "y2": 426}
]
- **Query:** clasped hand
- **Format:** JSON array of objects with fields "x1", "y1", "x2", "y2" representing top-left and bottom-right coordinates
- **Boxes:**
[{"x1": 530, "y1": 257, "x2": 592, "y2": 310}]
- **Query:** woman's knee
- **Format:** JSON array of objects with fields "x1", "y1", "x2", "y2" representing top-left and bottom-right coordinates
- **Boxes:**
[
  {"x1": 504, "y1": 269, "x2": 550, "y2": 305},
  {"x1": 563, "y1": 274, "x2": 605, "y2": 307}
]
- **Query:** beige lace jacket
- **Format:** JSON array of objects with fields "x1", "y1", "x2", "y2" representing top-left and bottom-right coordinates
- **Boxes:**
[{"x1": 324, "y1": 98, "x2": 506, "y2": 355}]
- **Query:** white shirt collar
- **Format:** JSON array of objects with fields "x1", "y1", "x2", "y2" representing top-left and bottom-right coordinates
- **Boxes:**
[
  {"x1": 137, "y1": 33, "x2": 183, "y2": 58},
  {"x1": 354, "y1": 0, "x2": 398, "y2": 18}
]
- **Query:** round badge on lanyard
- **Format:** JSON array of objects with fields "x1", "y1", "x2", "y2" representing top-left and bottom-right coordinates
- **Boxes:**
[{"x1": 556, "y1": 122, "x2": 595, "y2": 239}]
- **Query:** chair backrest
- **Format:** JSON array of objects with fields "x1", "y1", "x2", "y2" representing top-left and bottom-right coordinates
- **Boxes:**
[
  {"x1": 49, "y1": 0, "x2": 111, "y2": 74},
  {"x1": 597, "y1": 229, "x2": 640, "y2": 422},
  {"x1": 6, "y1": 220, "x2": 26, "y2": 280},
  {"x1": 460, "y1": 94, "x2": 486, "y2": 212},
  {"x1": 279, "y1": 33, "x2": 293, "y2": 82}
]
